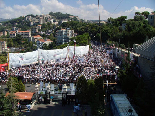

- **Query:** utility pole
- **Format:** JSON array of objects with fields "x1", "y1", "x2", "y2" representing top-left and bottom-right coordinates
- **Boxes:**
[{"x1": 98, "y1": 0, "x2": 102, "y2": 50}]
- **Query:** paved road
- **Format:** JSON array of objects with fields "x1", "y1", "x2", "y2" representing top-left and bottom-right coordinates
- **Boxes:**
[{"x1": 23, "y1": 101, "x2": 91, "y2": 116}]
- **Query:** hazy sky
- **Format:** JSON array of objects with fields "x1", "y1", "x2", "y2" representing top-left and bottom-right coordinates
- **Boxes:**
[{"x1": 0, "y1": 0, "x2": 154, "y2": 20}]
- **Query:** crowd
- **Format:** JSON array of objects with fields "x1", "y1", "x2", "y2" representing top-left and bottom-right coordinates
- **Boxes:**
[{"x1": 0, "y1": 43, "x2": 117, "y2": 84}]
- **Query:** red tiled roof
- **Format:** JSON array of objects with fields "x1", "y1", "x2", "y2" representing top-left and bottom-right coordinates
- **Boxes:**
[
  {"x1": 6, "y1": 92, "x2": 34, "y2": 100},
  {"x1": 33, "y1": 35, "x2": 42, "y2": 38},
  {"x1": 38, "y1": 39, "x2": 45, "y2": 42},
  {"x1": 18, "y1": 31, "x2": 30, "y2": 32},
  {"x1": 46, "y1": 39, "x2": 53, "y2": 42},
  {"x1": 10, "y1": 31, "x2": 16, "y2": 34}
]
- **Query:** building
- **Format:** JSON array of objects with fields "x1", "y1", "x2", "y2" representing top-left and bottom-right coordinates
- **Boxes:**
[
  {"x1": 9, "y1": 31, "x2": 16, "y2": 38},
  {"x1": 17, "y1": 30, "x2": 31, "y2": 38},
  {"x1": 6, "y1": 92, "x2": 35, "y2": 105},
  {"x1": 44, "y1": 39, "x2": 53, "y2": 46},
  {"x1": 31, "y1": 27, "x2": 38, "y2": 34},
  {"x1": 56, "y1": 28, "x2": 74, "y2": 45},
  {"x1": 0, "y1": 41, "x2": 8, "y2": 53},
  {"x1": 110, "y1": 94, "x2": 138, "y2": 116},
  {"x1": 39, "y1": 17, "x2": 44, "y2": 24},
  {"x1": 135, "y1": 37, "x2": 155, "y2": 80},
  {"x1": 38, "y1": 25, "x2": 42, "y2": 30},
  {"x1": 30, "y1": 35, "x2": 43, "y2": 43},
  {"x1": 148, "y1": 12, "x2": 155, "y2": 27},
  {"x1": 36, "y1": 39, "x2": 53, "y2": 48}
]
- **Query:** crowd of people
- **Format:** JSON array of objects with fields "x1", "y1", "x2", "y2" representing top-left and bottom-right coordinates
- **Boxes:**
[{"x1": 0, "y1": 43, "x2": 118, "y2": 84}]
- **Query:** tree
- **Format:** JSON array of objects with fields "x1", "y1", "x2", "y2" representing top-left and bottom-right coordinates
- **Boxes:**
[
  {"x1": 135, "y1": 12, "x2": 141, "y2": 16},
  {"x1": 0, "y1": 77, "x2": 21, "y2": 116},
  {"x1": 87, "y1": 79, "x2": 95, "y2": 103},
  {"x1": 0, "y1": 54, "x2": 7, "y2": 64},
  {"x1": 76, "y1": 75, "x2": 88, "y2": 104},
  {"x1": 7, "y1": 77, "x2": 25, "y2": 93},
  {"x1": 42, "y1": 43, "x2": 49, "y2": 50},
  {"x1": 142, "y1": 11, "x2": 150, "y2": 19}
]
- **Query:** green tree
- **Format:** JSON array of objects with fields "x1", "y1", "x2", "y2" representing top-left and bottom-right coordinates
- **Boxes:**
[
  {"x1": 135, "y1": 12, "x2": 141, "y2": 15},
  {"x1": 7, "y1": 77, "x2": 25, "y2": 93},
  {"x1": 87, "y1": 79, "x2": 95, "y2": 103},
  {"x1": 42, "y1": 43, "x2": 49, "y2": 50},
  {"x1": 0, "y1": 54, "x2": 7, "y2": 64},
  {"x1": 76, "y1": 75, "x2": 88, "y2": 104},
  {"x1": 142, "y1": 11, "x2": 150, "y2": 19},
  {"x1": 0, "y1": 77, "x2": 21, "y2": 116}
]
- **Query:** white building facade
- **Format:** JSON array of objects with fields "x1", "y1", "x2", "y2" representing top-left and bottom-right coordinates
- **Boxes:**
[{"x1": 56, "y1": 28, "x2": 74, "y2": 44}]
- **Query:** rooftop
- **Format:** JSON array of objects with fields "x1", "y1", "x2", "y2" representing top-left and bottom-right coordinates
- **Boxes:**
[
  {"x1": 6, "y1": 92, "x2": 34, "y2": 100},
  {"x1": 111, "y1": 94, "x2": 138, "y2": 116},
  {"x1": 33, "y1": 35, "x2": 42, "y2": 38},
  {"x1": 18, "y1": 31, "x2": 30, "y2": 32}
]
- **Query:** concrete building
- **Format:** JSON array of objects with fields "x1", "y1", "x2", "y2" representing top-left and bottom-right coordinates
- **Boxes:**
[
  {"x1": 31, "y1": 35, "x2": 43, "y2": 43},
  {"x1": 148, "y1": 12, "x2": 155, "y2": 27},
  {"x1": 9, "y1": 31, "x2": 16, "y2": 38},
  {"x1": 36, "y1": 39, "x2": 53, "y2": 48},
  {"x1": 38, "y1": 25, "x2": 42, "y2": 30},
  {"x1": 39, "y1": 17, "x2": 45, "y2": 24},
  {"x1": 135, "y1": 37, "x2": 155, "y2": 80},
  {"x1": 31, "y1": 27, "x2": 38, "y2": 34},
  {"x1": 17, "y1": 30, "x2": 31, "y2": 38},
  {"x1": 56, "y1": 28, "x2": 74, "y2": 45},
  {"x1": 0, "y1": 41, "x2": 8, "y2": 53}
]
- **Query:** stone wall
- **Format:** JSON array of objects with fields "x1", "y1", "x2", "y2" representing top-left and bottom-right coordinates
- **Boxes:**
[{"x1": 138, "y1": 56, "x2": 154, "y2": 80}]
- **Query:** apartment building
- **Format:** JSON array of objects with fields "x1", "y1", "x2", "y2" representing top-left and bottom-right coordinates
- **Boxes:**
[
  {"x1": 56, "y1": 28, "x2": 74, "y2": 44},
  {"x1": 0, "y1": 41, "x2": 8, "y2": 53},
  {"x1": 17, "y1": 30, "x2": 31, "y2": 38}
]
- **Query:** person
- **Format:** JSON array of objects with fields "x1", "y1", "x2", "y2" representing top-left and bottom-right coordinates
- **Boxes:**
[{"x1": 19, "y1": 105, "x2": 22, "y2": 112}]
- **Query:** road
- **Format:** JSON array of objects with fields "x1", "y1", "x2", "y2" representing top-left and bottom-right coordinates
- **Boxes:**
[{"x1": 23, "y1": 101, "x2": 91, "y2": 116}]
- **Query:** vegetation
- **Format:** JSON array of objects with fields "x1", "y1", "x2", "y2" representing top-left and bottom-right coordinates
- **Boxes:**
[
  {"x1": 118, "y1": 57, "x2": 155, "y2": 116},
  {"x1": 49, "y1": 12, "x2": 71, "y2": 20},
  {"x1": 7, "y1": 77, "x2": 25, "y2": 93},
  {"x1": 0, "y1": 54, "x2": 7, "y2": 64},
  {"x1": 0, "y1": 76, "x2": 22, "y2": 116},
  {"x1": 76, "y1": 75, "x2": 105, "y2": 116}
]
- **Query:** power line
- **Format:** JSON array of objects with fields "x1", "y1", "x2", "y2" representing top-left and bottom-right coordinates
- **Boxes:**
[{"x1": 112, "y1": 0, "x2": 124, "y2": 14}]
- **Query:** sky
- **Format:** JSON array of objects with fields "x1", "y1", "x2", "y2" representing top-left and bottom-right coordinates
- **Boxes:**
[{"x1": 0, "y1": 0, "x2": 154, "y2": 20}]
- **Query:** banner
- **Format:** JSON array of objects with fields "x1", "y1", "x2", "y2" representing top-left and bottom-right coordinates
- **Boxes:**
[{"x1": 9, "y1": 45, "x2": 89, "y2": 69}]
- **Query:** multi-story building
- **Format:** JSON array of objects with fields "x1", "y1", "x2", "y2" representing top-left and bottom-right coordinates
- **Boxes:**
[
  {"x1": 17, "y1": 30, "x2": 31, "y2": 38},
  {"x1": 0, "y1": 41, "x2": 8, "y2": 53},
  {"x1": 9, "y1": 31, "x2": 16, "y2": 38},
  {"x1": 31, "y1": 27, "x2": 38, "y2": 34},
  {"x1": 148, "y1": 12, "x2": 155, "y2": 27},
  {"x1": 56, "y1": 28, "x2": 74, "y2": 44}
]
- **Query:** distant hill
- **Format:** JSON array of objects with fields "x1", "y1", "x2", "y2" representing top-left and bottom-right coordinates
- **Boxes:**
[{"x1": 0, "y1": 18, "x2": 12, "y2": 22}]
